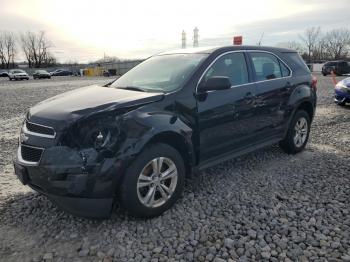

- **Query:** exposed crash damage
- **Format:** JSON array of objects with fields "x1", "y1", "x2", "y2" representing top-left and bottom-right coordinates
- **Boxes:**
[{"x1": 14, "y1": 83, "x2": 195, "y2": 217}]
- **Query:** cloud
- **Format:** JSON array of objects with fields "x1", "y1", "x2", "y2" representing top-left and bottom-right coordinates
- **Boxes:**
[
  {"x1": 198, "y1": 4, "x2": 350, "y2": 47},
  {"x1": 0, "y1": 0, "x2": 349, "y2": 62}
]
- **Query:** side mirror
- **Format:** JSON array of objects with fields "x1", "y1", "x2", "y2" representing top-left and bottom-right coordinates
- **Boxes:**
[{"x1": 198, "y1": 76, "x2": 231, "y2": 93}]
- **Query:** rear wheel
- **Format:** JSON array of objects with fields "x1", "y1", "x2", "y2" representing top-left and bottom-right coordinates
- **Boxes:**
[
  {"x1": 279, "y1": 110, "x2": 311, "y2": 154},
  {"x1": 119, "y1": 143, "x2": 185, "y2": 218}
]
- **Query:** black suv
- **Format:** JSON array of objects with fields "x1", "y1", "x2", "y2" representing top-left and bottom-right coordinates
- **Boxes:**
[
  {"x1": 14, "y1": 46, "x2": 317, "y2": 218},
  {"x1": 322, "y1": 60, "x2": 350, "y2": 76}
]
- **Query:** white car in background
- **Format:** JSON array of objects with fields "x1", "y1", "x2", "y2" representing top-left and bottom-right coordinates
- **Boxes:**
[{"x1": 8, "y1": 69, "x2": 30, "y2": 81}]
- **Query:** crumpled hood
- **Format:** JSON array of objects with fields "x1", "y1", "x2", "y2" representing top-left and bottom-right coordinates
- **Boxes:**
[{"x1": 28, "y1": 85, "x2": 164, "y2": 130}]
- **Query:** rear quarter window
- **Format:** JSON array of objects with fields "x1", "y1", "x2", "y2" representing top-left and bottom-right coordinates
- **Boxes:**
[{"x1": 284, "y1": 52, "x2": 310, "y2": 73}]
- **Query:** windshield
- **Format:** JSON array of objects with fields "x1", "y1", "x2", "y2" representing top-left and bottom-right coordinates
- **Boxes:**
[
  {"x1": 111, "y1": 54, "x2": 208, "y2": 92},
  {"x1": 11, "y1": 70, "x2": 25, "y2": 73}
]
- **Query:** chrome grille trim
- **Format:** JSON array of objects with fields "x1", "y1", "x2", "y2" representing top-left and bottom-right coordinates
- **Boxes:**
[
  {"x1": 17, "y1": 144, "x2": 44, "y2": 166},
  {"x1": 24, "y1": 120, "x2": 56, "y2": 139}
]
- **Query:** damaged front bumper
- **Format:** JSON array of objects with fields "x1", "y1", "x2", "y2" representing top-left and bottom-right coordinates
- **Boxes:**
[
  {"x1": 13, "y1": 144, "x2": 125, "y2": 218},
  {"x1": 335, "y1": 88, "x2": 350, "y2": 104}
]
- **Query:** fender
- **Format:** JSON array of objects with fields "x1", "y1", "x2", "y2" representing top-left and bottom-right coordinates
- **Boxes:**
[
  {"x1": 283, "y1": 84, "x2": 315, "y2": 137},
  {"x1": 287, "y1": 84, "x2": 312, "y2": 107},
  {"x1": 116, "y1": 108, "x2": 196, "y2": 169}
]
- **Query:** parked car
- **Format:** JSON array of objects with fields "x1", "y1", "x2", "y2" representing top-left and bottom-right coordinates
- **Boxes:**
[
  {"x1": 334, "y1": 77, "x2": 350, "y2": 106},
  {"x1": 8, "y1": 69, "x2": 29, "y2": 80},
  {"x1": 103, "y1": 70, "x2": 110, "y2": 77},
  {"x1": 13, "y1": 46, "x2": 317, "y2": 218},
  {"x1": 0, "y1": 70, "x2": 8, "y2": 77},
  {"x1": 33, "y1": 70, "x2": 51, "y2": 79},
  {"x1": 322, "y1": 60, "x2": 350, "y2": 76},
  {"x1": 50, "y1": 69, "x2": 73, "y2": 76}
]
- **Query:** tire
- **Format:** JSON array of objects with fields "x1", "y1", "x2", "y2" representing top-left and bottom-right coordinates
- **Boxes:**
[
  {"x1": 322, "y1": 73, "x2": 326, "y2": 76},
  {"x1": 279, "y1": 110, "x2": 311, "y2": 154},
  {"x1": 119, "y1": 143, "x2": 185, "y2": 218},
  {"x1": 337, "y1": 101, "x2": 346, "y2": 106}
]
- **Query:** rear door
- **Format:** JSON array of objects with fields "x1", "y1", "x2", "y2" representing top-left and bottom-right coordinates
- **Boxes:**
[
  {"x1": 197, "y1": 52, "x2": 258, "y2": 162},
  {"x1": 247, "y1": 51, "x2": 292, "y2": 139}
]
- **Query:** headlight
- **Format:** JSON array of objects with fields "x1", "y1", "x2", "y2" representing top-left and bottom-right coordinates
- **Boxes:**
[
  {"x1": 335, "y1": 83, "x2": 347, "y2": 90},
  {"x1": 63, "y1": 115, "x2": 122, "y2": 153}
]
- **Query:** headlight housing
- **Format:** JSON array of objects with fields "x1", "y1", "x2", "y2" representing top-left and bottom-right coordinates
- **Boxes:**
[
  {"x1": 335, "y1": 83, "x2": 347, "y2": 90},
  {"x1": 62, "y1": 114, "x2": 122, "y2": 154}
]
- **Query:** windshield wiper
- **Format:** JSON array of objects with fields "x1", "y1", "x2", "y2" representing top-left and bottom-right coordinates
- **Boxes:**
[{"x1": 117, "y1": 86, "x2": 146, "y2": 92}]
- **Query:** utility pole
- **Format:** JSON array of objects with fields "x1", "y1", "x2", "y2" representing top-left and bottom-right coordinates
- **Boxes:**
[
  {"x1": 182, "y1": 30, "x2": 186, "y2": 49},
  {"x1": 193, "y1": 27, "x2": 199, "y2": 47}
]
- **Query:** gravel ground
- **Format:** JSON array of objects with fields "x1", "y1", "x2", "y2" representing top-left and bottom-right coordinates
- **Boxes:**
[{"x1": 0, "y1": 74, "x2": 349, "y2": 262}]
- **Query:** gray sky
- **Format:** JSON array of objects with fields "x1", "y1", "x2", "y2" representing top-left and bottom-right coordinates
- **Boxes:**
[{"x1": 1, "y1": 0, "x2": 349, "y2": 62}]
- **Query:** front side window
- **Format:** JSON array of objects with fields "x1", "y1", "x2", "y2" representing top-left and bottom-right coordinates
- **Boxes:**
[
  {"x1": 250, "y1": 52, "x2": 284, "y2": 81},
  {"x1": 111, "y1": 54, "x2": 208, "y2": 92},
  {"x1": 203, "y1": 52, "x2": 249, "y2": 86}
]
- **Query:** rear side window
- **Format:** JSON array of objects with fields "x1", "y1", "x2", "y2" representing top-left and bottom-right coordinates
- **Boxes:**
[
  {"x1": 325, "y1": 62, "x2": 337, "y2": 66},
  {"x1": 250, "y1": 52, "x2": 283, "y2": 81},
  {"x1": 204, "y1": 52, "x2": 249, "y2": 86},
  {"x1": 285, "y1": 52, "x2": 310, "y2": 73},
  {"x1": 279, "y1": 61, "x2": 291, "y2": 77}
]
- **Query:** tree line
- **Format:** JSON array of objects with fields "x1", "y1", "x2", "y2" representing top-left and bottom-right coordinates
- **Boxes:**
[
  {"x1": 2, "y1": 27, "x2": 350, "y2": 69},
  {"x1": 0, "y1": 31, "x2": 56, "y2": 69},
  {"x1": 277, "y1": 27, "x2": 350, "y2": 63}
]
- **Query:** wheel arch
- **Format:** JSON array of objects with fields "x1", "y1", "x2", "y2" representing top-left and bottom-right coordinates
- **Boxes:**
[
  {"x1": 296, "y1": 100, "x2": 314, "y2": 120},
  {"x1": 145, "y1": 131, "x2": 195, "y2": 176}
]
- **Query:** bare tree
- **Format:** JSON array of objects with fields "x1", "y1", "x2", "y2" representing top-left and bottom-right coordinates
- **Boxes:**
[
  {"x1": 20, "y1": 31, "x2": 55, "y2": 68},
  {"x1": 312, "y1": 38, "x2": 325, "y2": 61},
  {"x1": 299, "y1": 27, "x2": 321, "y2": 63},
  {"x1": 276, "y1": 41, "x2": 304, "y2": 53},
  {"x1": 0, "y1": 31, "x2": 16, "y2": 69},
  {"x1": 323, "y1": 28, "x2": 350, "y2": 59}
]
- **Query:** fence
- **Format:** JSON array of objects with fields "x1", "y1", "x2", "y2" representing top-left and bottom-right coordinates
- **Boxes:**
[{"x1": 12, "y1": 59, "x2": 145, "y2": 76}]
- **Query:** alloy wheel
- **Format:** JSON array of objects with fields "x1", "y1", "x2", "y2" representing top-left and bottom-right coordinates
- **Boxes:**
[
  {"x1": 293, "y1": 117, "x2": 308, "y2": 147},
  {"x1": 137, "y1": 157, "x2": 178, "y2": 208}
]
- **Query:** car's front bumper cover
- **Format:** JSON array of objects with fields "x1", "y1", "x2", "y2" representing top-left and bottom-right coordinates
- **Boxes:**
[
  {"x1": 13, "y1": 144, "x2": 125, "y2": 218},
  {"x1": 30, "y1": 183, "x2": 113, "y2": 218},
  {"x1": 335, "y1": 88, "x2": 350, "y2": 103}
]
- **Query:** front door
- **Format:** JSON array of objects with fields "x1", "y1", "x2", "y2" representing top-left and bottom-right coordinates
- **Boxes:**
[{"x1": 196, "y1": 52, "x2": 258, "y2": 163}]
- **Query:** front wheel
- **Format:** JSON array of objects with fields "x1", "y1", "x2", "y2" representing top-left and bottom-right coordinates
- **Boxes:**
[
  {"x1": 337, "y1": 100, "x2": 346, "y2": 106},
  {"x1": 279, "y1": 110, "x2": 311, "y2": 154},
  {"x1": 119, "y1": 143, "x2": 185, "y2": 218}
]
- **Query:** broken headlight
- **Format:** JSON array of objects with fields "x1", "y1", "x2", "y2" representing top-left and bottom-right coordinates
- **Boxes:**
[{"x1": 64, "y1": 115, "x2": 122, "y2": 152}]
